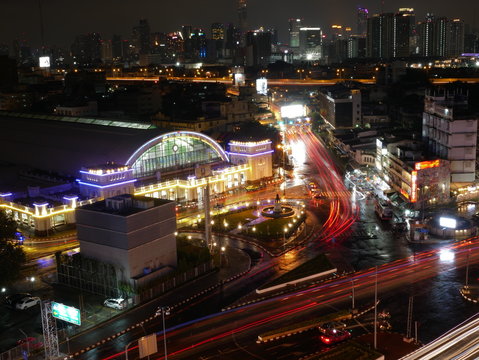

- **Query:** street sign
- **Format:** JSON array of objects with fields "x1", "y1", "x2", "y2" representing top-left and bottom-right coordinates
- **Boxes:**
[
  {"x1": 138, "y1": 334, "x2": 157, "y2": 358},
  {"x1": 51, "y1": 302, "x2": 81, "y2": 326}
]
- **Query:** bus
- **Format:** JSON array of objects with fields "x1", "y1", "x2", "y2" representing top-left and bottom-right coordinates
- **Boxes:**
[{"x1": 375, "y1": 199, "x2": 393, "y2": 220}]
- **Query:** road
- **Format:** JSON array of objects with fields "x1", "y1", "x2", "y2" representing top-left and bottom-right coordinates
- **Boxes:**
[
  {"x1": 100, "y1": 238, "x2": 479, "y2": 360},
  {"x1": 400, "y1": 312, "x2": 479, "y2": 360}
]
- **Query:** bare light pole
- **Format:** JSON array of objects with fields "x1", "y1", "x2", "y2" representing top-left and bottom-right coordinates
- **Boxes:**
[
  {"x1": 466, "y1": 249, "x2": 471, "y2": 289},
  {"x1": 351, "y1": 279, "x2": 355, "y2": 310},
  {"x1": 374, "y1": 266, "x2": 378, "y2": 349},
  {"x1": 160, "y1": 306, "x2": 170, "y2": 360}
]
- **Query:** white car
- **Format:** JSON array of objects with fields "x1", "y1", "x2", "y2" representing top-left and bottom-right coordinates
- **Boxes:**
[
  {"x1": 15, "y1": 297, "x2": 40, "y2": 310},
  {"x1": 103, "y1": 298, "x2": 125, "y2": 310}
]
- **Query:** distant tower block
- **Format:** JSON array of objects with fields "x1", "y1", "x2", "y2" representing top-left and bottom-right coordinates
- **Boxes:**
[
  {"x1": 77, "y1": 163, "x2": 136, "y2": 199},
  {"x1": 228, "y1": 140, "x2": 273, "y2": 181}
]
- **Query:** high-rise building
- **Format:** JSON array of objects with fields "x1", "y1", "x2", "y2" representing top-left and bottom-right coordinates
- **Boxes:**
[
  {"x1": 101, "y1": 40, "x2": 112, "y2": 63},
  {"x1": 211, "y1": 23, "x2": 225, "y2": 40},
  {"x1": 348, "y1": 35, "x2": 366, "y2": 58},
  {"x1": 299, "y1": 27, "x2": 322, "y2": 60},
  {"x1": 434, "y1": 17, "x2": 448, "y2": 57},
  {"x1": 289, "y1": 18, "x2": 303, "y2": 47},
  {"x1": 246, "y1": 30, "x2": 272, "y2": 66},
  {"x1": 71, "y1": 33, "x2": 102, "y2": 66},
  {"x1": 357, "y1": 7, "x2": 369, "y2": 35},
  {"x1": 112, "y1": 35, "x2": 124, "y2": 60},
  {"x1": 418, "y1": 14, "x2": 435, "y2": 57},
  {"x1": 393, "y1": 8, "x2": 415, "y2": 57},
  {"x1": 447, "y1": 19, "x2": 465, "y2": 57},
  {"x1": 367, "y1": 13, "x2": 394, "y2": 58},
  {"x1": 238, "y1": 0, "x2": 248, "y2": 45},
  {"x1": 132, "y1": 19, "x2": 151, "y2": 55}
]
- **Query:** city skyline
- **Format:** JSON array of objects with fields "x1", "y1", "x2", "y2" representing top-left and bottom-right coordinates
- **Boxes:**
[{"x1": 0, "y1": 0, "x2": 478, "y2": 48}]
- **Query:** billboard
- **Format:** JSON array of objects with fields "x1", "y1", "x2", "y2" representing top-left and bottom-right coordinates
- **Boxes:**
[
  {"x1": 52, "y1": 302, "x2": 81, "y2": 325},
  {"x1": 256, "y1": 78, "x2": 268, "y2": 95},
  {"x1": 39, "y1": 56, "x2": 51, "y2": 68},
  {"x1": 281, "y1": 104, "x2": 305, "y2": 119},
  {"x1": 439, "y1": 217, "x2": 457, "y2": 229},
  {"x1": 234, "y1": 73, "x2": 245, "y2": 86}
]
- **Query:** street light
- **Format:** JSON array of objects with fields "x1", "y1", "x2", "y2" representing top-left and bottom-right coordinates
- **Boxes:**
[
  {"x1": 155, "y1": 306, "x2": 171, "y2": 360},
  {"x1": 283, "y1": 227, "x2": 288, "y2": 250}
]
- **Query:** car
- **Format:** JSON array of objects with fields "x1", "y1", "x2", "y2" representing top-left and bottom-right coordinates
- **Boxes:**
[
  {"x1": 15, "y1": 297, "x2": 40, "y2": 310},
  {"x1": 4, "y1": 293, "x2": 32, "y2": 308},
  {"x1": 320, "y1": 329, "x2": 351, "y2": 345},
  {"x1": 103, "y1": 298, "x2": 125, "y2": 310}
]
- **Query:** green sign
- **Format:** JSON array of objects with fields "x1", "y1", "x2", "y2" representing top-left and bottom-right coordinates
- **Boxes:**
[{"x1": 51, "y1": 302, "x2": 81, "y2": 326}]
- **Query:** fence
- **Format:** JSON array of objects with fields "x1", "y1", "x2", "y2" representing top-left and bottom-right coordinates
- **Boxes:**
[
  {"x1": 0, "y1": 341, "x2": 42, "y2": 360},
  {"x1": 137, "y1": 260, "x2": 215, "y2": 303}
]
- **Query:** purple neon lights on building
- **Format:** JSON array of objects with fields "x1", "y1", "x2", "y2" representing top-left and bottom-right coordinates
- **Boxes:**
[{"x1": 76, "y1": 179, "x2": 137, "y2": 189}]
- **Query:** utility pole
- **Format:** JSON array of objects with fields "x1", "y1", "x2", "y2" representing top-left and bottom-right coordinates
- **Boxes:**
[
  {"x1": 204, "y1": 181, "x2": 211, "y2": 250},
  {"x1": 466, "y1": 249, "x2": 471, "y2": 289},
  {"x1": 351, "y1": 279, "x2": 355, "y2": 310},
  {"x1": 374, "y1": 266, "x2": 378, "y2": 349},
  {"x1": 406, "y1": 296, "x2": 414, "y2": 339}
]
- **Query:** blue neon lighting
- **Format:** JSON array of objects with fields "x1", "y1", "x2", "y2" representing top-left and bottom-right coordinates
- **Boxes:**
[
  {"x1": 126, "y1": 131, "x2": 229, "y2": 166},
  {"x1": 0, "y1": 192, "x2": 13, "y2": 197},
  {"x1": 76, "y1": 179, "x2": 137, "y2": 189},
  {"x1": 79, "y1": 169, "x2": 133, "y2": 177}
]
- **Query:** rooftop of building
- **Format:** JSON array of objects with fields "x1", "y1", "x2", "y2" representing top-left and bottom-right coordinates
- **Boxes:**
[
  {"x1": 0, "y1": 112, "x2": 163, "y2": 176},
  {"x1": 79, "y1": 194, "x2": 173, "y2": 216}
]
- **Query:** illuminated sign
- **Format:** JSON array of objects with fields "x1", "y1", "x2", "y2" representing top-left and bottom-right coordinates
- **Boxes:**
[
  {"x1": 281, "y1": 104, "x2": 305, "y2": 119},
  {"x1": 415, "y1": 160, "x2": 440, "y2": 171},
  {"x1": 52, "y1": 302, "x2": 81, "y2": 325},
  {"x1": 400, "y1": 189, "x2": 410, "y2": 199},
  {"x1": 439, "y1": 217, "x2": 457, "y2": 229},
  {"x1": 411, "y1": 171, "x2": 418, "y2": 203},
  {"x1": 234, "y1": 73, "x2": 245, "y2": 86},
  {"x1": 256, "y1": 78, "x2": 268, "y2": 95},
  {"x1": 39, "y1": 56, "x2": 51, "y2": 68}
]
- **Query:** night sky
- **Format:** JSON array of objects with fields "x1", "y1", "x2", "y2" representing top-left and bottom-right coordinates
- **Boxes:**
[{"x1": 0, "y1": 0, "x2": 477, "y2": 48}]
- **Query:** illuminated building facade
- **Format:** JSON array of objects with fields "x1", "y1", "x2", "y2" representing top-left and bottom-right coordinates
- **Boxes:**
[
  {"x1": 376, "y1": 139, "x2": 450, "y2": 208},
  {"x1": 228, "y1": 140, "x2": 273, "y2": 181},
  {"x1": 0, "y1": 115, "x2": 274, "y2": 234},
  {"x1": 423, "y1": 87, "x2": 477, "y2": 183}
]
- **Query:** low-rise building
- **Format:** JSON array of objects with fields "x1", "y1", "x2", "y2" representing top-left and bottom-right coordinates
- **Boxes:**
[
  {"x1": 76, "y1": 194, "x2": 177, "y2": 287},
  {"x1": 376, "y1": 138, "x2": 450, "y2": 208}
]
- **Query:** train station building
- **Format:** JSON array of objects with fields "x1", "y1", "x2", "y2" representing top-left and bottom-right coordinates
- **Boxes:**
[{"x1": 0, "y1": 113, "x2": 274, "y2": 235}]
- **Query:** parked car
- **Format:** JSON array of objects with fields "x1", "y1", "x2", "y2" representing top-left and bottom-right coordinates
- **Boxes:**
[
  {"x1": 103, "y1": 298, "x2": 126, "y2": 310},
  {"x1": 15, "y1": 297, "x2": 40, "y2": 310},
  {"x1": 4, "y1": 293, "x2": 32, "y2": 308}
]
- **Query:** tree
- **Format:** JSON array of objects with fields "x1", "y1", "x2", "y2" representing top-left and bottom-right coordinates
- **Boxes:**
[{"x1": 0, "y1": 211, "x2": 26, "y2": 287}]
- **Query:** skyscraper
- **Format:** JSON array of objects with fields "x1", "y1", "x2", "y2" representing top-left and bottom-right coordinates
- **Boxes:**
[
  {"x1": 418, "y1": 14, "x2": 435, "y2": 57},
  {"x1": 238, "y1": 0, "x2": 248, "y2": 45},
  {"x1": 211, "y1": 23, "x2": 225, "y2": 40},
  {"x1": 132, "y1": 19, "x2": 151, "y2": 55},
  {"x1": 357, "y1": 7, "x2": 369, "y2": 35},
  {"x1": 299, "y1": 27, "x2": 322, "y2": 60},
  {"x1": 393, "y1": 8, "x2": 415, "y2": 58},
  {"x1": 447, "y1": 19, "x2": 465, "y2": 57},
  {"x1": 289, "y1": 18, "x2": 303, "y2": 47},
  {"x1": 367, "y1": 13, "x2": 394, "y2": 58}
]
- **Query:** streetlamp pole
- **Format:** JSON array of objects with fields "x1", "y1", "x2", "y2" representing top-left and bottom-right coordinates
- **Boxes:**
[
  {"x1": 374, "y1": 265, "x2": 378, "y2": 350},
  {"x1": 351, "y1": 279, "x2": 355, "y2": 310},
  {"x1": 161, "y1": 307, "x2": 170, "y2": 360},
  {"x1": 466, "y1": 249, "x2": 471, "y2": 289}
]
